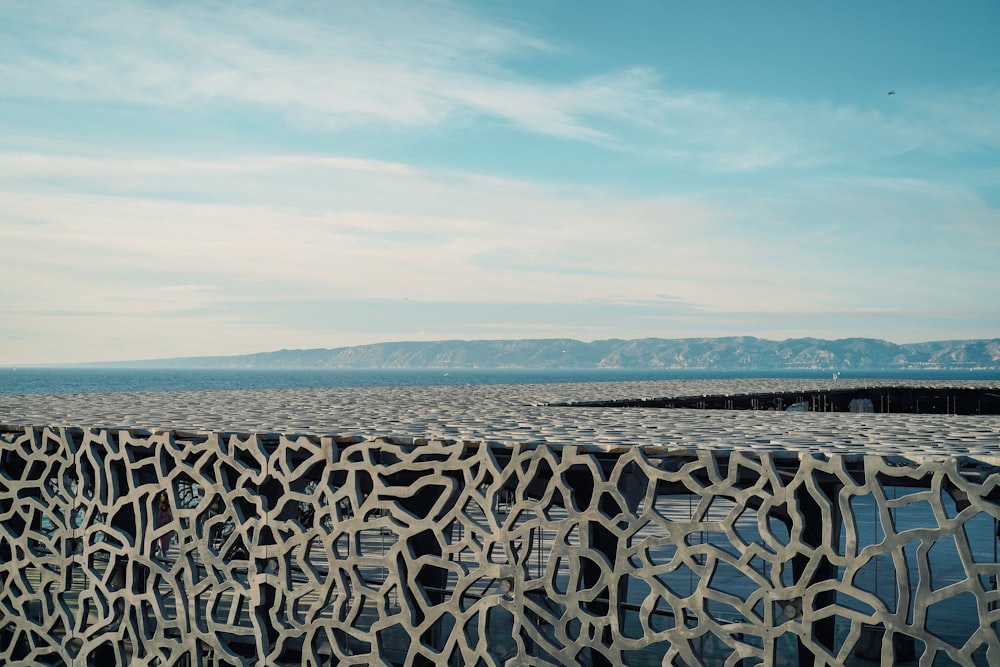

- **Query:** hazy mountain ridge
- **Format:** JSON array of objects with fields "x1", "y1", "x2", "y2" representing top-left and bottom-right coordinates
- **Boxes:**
[{"x1": 95, "y1": 337, "x2": 1000, "y2": 370}]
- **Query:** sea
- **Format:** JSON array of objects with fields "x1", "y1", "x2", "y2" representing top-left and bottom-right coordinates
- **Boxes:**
[{"x1": 2, "y1": 366, "x2": 998, "y2": 395}]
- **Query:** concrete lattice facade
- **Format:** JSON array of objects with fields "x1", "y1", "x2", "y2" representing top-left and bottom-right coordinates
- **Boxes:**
[{"x1": 3, "y1": 424, "x2": 1000, "y2": 666}]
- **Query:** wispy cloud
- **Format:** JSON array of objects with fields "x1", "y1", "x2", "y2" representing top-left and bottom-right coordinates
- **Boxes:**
[
  {"x1": 4, "y1": 1, "x2": 996, "y2": 174},
  {"x1": 2, "y1": 1, "x2": 564, "y2": 128},
  {"x1": 0, "y1": 180, "x2": 713, "y2": 307},
  {"x1": 3, "y1": 150, "x2": 997, "y2": 315}
]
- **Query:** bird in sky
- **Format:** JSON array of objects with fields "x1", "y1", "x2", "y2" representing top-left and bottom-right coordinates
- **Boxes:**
[{"x1": 888, "y1": 90, "x2": 896, "y2": 95}]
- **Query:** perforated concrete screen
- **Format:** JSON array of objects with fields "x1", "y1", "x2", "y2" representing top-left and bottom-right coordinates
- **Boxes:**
[{"x1": 3, "y1": 424, "x2": 1000, "y2": 666}]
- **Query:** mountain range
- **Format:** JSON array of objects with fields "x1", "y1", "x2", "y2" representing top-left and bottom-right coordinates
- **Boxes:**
[{"x1": 93, "y1": 337, "x2": 1000, "y2": 370}]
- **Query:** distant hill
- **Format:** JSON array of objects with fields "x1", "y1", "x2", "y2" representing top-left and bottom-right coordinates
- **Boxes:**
[{"x1": 88, "y1": 337, "x2": 1000, "y2": 370}]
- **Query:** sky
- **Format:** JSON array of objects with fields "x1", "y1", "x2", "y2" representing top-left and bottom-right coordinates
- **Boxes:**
[{"x1": 2, "y1": 0, "x2": 999, "y2": 364}]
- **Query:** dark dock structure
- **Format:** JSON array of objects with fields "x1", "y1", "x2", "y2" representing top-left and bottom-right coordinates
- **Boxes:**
[{"x1": 557, "y1": 384, "x2": 1000, "y2": 415}]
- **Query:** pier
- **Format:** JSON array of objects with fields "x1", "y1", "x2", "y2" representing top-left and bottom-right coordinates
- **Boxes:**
[
  {"x1": 2, "y1": 378, "x2": 1000, "y2": 665},
  {"x1": 555, "y1": 384, "x2": 1000, "y2": 414}
]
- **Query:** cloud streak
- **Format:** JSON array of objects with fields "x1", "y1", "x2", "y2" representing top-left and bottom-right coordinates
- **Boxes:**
[
  {"x1": 3, "y1": 150, "x2": 996, "y2": 314},
  {"x1": 4, "y1": 1, "x2": 996, "y2": 174}
]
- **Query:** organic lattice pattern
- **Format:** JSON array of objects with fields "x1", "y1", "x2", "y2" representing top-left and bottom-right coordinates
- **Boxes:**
[{"x1": 2, "y1": 426, "x2": 1000, "y2": 666}]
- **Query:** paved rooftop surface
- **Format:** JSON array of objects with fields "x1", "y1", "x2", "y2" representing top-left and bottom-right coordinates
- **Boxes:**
[{"x1": 3, "y1": 378, "x2": 1000, "y2": 460}]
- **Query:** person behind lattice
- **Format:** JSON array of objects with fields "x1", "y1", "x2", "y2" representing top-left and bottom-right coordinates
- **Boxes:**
[{"x1": 155, "y1": 490, "x2": 173, "y2": 557}]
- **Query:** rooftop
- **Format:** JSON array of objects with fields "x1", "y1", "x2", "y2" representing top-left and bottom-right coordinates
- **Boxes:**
[{"x1": 3, "y1": 378, "x2": 1000, "y2": 462}]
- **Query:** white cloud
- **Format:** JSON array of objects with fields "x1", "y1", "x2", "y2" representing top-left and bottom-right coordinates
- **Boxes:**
[
  {"x1": 1, "y1": 1, "x2": 562, "y2": 128},
  {"x1": 4, "y1": 149, "x2": 997, "y2": 327},
  {"x1": 0, "y1": 150, "x2": 745, "y2": 320},
  {"x1": 5, "y1": 1, "x2": 995, "y2": 173}
]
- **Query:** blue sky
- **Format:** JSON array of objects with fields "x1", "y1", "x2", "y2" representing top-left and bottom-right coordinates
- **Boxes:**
[{"x1": 1, "y1": 0, "x2": 998, "y2": 364}]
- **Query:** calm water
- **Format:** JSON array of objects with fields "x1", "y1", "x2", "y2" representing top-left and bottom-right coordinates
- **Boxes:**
[{"x1": 2, "y1": 367, "x2": 998, "y2": 395}]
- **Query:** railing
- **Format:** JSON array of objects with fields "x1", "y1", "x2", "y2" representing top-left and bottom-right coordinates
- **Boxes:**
[{"x1": 2, "y1": 425, "x2": 1000, "y2": 666}]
